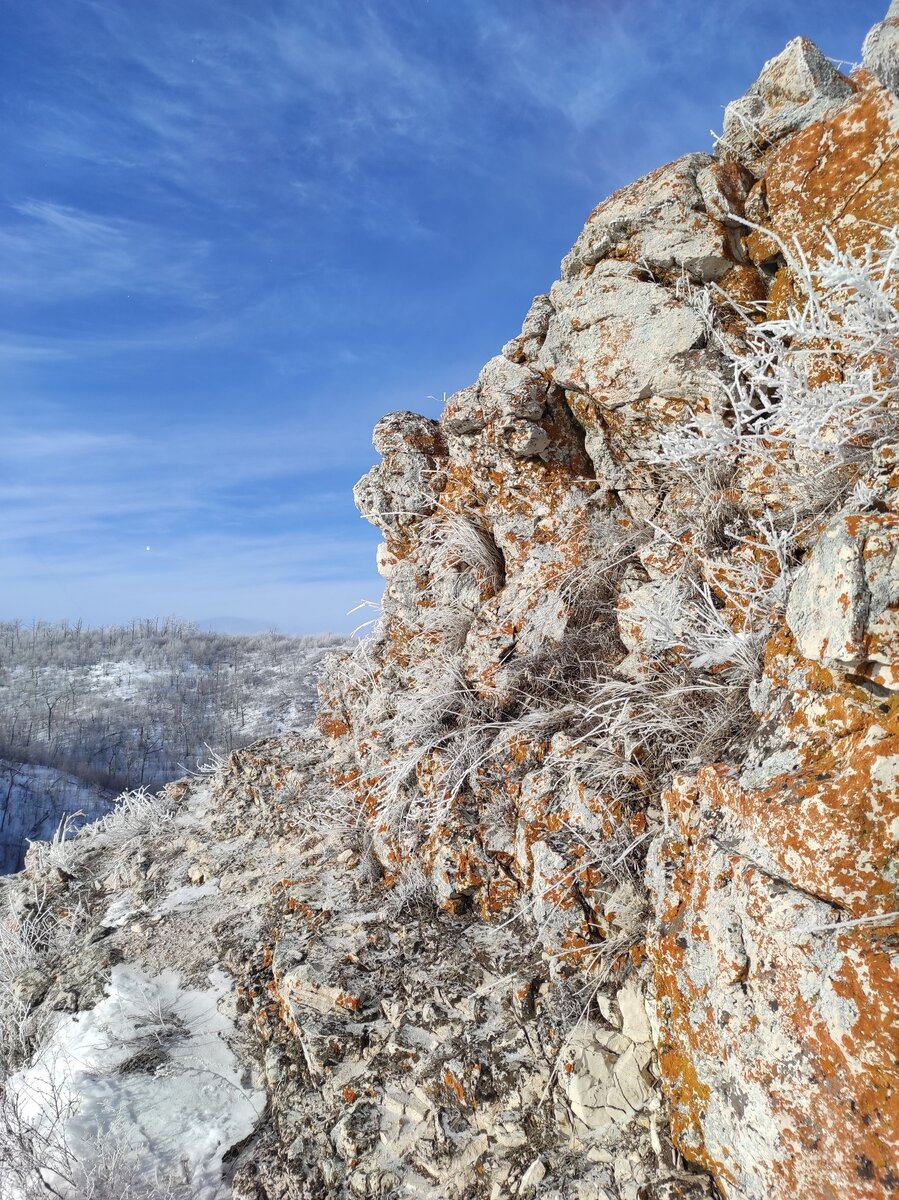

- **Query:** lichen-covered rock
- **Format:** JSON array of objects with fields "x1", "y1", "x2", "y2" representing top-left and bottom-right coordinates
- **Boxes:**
[
  {"x1": 650, "y1": 756, "x2": 899, "y2": 1199},
  {"x1": 317, "y1": 12, "x2": 899, "y2": 1199},
  {"x1": 353, "y1": 411, "x2": 446, "y2": 535},
  {"x1": 695, "y1": 161, "x2": 755, "y2": 227},
  {"x1": 650, "y1": 521, "x2": 899, "y2": 1197},
  {"x1": 561, "y1": 154, "x2": 741, "y2": 282},
  {"x1": 542, "y1": 260, "x2": 728, "y2": 484},
  {"x1": 864, "y1": 0, "x2": 899, "y2": 94},
  {"x1": 786, "y1": 512, "x2": 899, "y2": 674},
  {"x1": 742, "y1": 71, "x2": 899, "y2": 272},
  {"x1": 714, "y1": 37, "x2": 854, "y2": 175}
]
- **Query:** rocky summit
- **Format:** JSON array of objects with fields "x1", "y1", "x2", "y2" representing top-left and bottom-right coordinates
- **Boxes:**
[{"x1": 2, "y1": 9, "x2": 899, "y2": 1200}]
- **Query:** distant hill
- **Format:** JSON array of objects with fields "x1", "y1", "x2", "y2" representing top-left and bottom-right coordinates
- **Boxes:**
[
  {"x1": 197, "y1": 617, "x2": 283, "y2": 634},
  {"x1": 0, "y1": 618, "x2": 347, "y2": 872}
]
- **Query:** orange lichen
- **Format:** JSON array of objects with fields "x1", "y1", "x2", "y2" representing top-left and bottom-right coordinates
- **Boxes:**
[
  {"x1": 442, "y1": 1070, "x2": 466, "y2": 1104},
  {"x1": 746, "y1": 77, "x2": 899, "y2": 274}
]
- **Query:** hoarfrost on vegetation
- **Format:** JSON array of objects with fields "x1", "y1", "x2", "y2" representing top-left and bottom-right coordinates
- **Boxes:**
[
  {"x1": 333, "y1": 225, "x2": 899, "y2": 996},
  {"x1": 0, "y1": 618, "x2": 346, "y2": 871},
  {"x1": 660, "y1": 227, "x2": 899, "y2": 482}
]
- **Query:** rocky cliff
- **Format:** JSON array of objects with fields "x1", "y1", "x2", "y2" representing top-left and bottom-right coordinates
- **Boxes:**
[{"x1": 2, "y1": 10, "x2": 898, "y2": 1200}]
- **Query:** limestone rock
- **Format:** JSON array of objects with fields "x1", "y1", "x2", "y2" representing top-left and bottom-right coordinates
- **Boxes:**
[
  {"x1": 503, "y1": 293, "x2": 554, "y2": 364},
  {"x1": 353, "y1": 411, "x2": 445, "y2": 534},
  {"x1": 561, "y1": 154, "x2": 738, "y2": 282},
  {"x1": 695, "y1": 160, "x2": 754, "y2": 226},
  {"x1": 650, "y1": 765, "x2": 899, "y2": 1200},
  {"x1": 742, "y1": 71, "x2": 899, "y2": 270},
  {"x1": 715, "y1": 37, "x2": 853, "y2": 174},
  {"x1": 320, "y1": 17, "x2": 899, "y2": 1193},
  {"x1": 649, "y1": 606, "x2": 899, "y2": 1197},
  {"x1": 863, "y1": 0, "x2": 899, "y2": 94},
  {"x1": 786, "y1": 512, "x2": 899, "y2": 672}
]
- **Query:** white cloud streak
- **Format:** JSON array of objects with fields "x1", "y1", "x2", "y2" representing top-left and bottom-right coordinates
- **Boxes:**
[
  {"x1": 0, "y1": 200, "x2": 212, "y2": 305},
  {"x1": 0, "y1": 412, "x2": 369, "y2": 536}
]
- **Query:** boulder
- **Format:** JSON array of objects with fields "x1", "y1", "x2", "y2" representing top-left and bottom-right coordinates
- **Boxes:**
[
  {"x1": 863, "y1": 0, "x2": 899, "y2": 94},
  {"x1": 715, "y1": 37, "x2": 853, "y2": 175}
]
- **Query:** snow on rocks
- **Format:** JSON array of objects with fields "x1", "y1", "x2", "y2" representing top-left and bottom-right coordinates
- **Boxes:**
[{"x1": 0, "y1": 737, "x2": 326, "y2": 1198}]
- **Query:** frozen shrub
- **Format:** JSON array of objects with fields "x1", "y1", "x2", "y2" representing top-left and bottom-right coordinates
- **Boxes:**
[{"x1": 661, "y1": 227, "x2": 899, "y2": 499}]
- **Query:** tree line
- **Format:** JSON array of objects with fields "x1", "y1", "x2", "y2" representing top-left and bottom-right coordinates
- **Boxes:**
[{"x1": 0, "y1": 619, "x2": 346, "y2": 870}]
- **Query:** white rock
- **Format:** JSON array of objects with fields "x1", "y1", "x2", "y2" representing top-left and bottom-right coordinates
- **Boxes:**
[
  {"x1": 616, "y1": 978, "x2": 652, "y2": 1048},
  {"x1": 519, "y1": 1159, "x2": 547, "y2": 1193},
  {"x1": 715, "y1": 37, "x2": 852, "y2": 171},
  {"x1": 864, "y1": 2, "x2": 899, "y2": 94},
  {"x1": 577, "y1": 1186, "x2": 612, "y2": 1200},
  {"x1": 561, "y1": 154, "x2": 732, "y2": 282},
  {"x1": 612, "y1": 1045, "x2": 654, "y2": 1113},
  {"x1": 786, "y1": 513, "x2": 899, "y2": 666}
]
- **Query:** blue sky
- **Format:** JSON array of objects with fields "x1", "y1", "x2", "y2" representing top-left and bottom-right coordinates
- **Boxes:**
[{"x1": 0, "y1": 0, "x2": 882, "y2": 633}]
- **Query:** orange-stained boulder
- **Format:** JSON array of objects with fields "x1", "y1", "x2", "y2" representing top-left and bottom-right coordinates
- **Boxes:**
[
  {"x1": 649, "y1": 613, "x2": 899, "y2": 1199},
  {"x1": 715, "y1": 37, "x2": 853, "y2": 176},
  {"x1": 651, "y1": 763, "x2": 899, "y2": 1199},
  {"x1": 744, "y1": 73, "x2": 899, "y2": 272}
]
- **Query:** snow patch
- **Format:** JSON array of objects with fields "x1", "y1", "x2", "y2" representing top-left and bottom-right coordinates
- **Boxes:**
[
  {"x1": 8, "y1": 963, "x2": 264, "y2": 1199},
  {"x1": 158, "y1": 882, "x2": 218, "y2": 915},
  {"x1": 100, "y1": 896, "x2": 135, "y2": 928}
]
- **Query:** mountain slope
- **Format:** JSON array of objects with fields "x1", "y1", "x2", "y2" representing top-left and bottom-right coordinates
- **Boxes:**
[{"x1": 0, "y1": 621, "x2": 345, "y2": 871}]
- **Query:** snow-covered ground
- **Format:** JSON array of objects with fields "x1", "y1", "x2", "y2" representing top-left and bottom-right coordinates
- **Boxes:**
[
  {"x1": 7, "y1": 964, "x2": 264, "y2": 1200},
  {"x1": 0, "y1": 751, "x2": 323, "y2": 1200}
]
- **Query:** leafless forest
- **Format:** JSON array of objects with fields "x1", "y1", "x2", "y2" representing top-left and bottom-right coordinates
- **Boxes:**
[{"x1": 0, "y1": 619, "x2": 346, "y2": 871}]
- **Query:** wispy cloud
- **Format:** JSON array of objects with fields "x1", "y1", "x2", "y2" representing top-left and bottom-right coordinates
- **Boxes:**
[
  {"x1": 23, "y1": 0, "x2": 661, "y2": 227},
  {"x1": 0, "y1": 410, "x2": 367, "y2": 534},
  {"x1": 0, "y1": 199, "x2": 212, "y2": 304},
  {"x1": 26, "y1": 1, "x2": 451, "y2": 226},
  {"x1": 4, "y1": 429, "x2": 134, "y2": 459},
  {"x1": 0, "y1": 336, "x2": 71, "y2": 364},
  {"x1": 2, "y1": 0, "x2": 877, "y2": 629}
]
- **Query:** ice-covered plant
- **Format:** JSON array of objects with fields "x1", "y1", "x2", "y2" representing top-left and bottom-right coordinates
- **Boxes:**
[
  {"x1": 661, "y1": 226, "x2": 899, "y2": 489},
  {"x1": 85, "y1": 788, "x2": 178, "y2": 852}
]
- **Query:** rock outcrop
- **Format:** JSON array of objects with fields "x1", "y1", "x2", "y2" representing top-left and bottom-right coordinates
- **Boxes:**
[
  {"x1": 865, "y1": 0, "x2": 899, "y2": 94},
  {"x1": 2, "y1": 9, "x2": 898, "y2": 1200}
]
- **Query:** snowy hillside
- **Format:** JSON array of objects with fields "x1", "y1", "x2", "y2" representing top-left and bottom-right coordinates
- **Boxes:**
[
  {"x1": 0, "y1": 620, "x2": 347, "y2": 872},
  {"x1": 0, "y1": 761, "x2": 111, "y2": 875}
]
